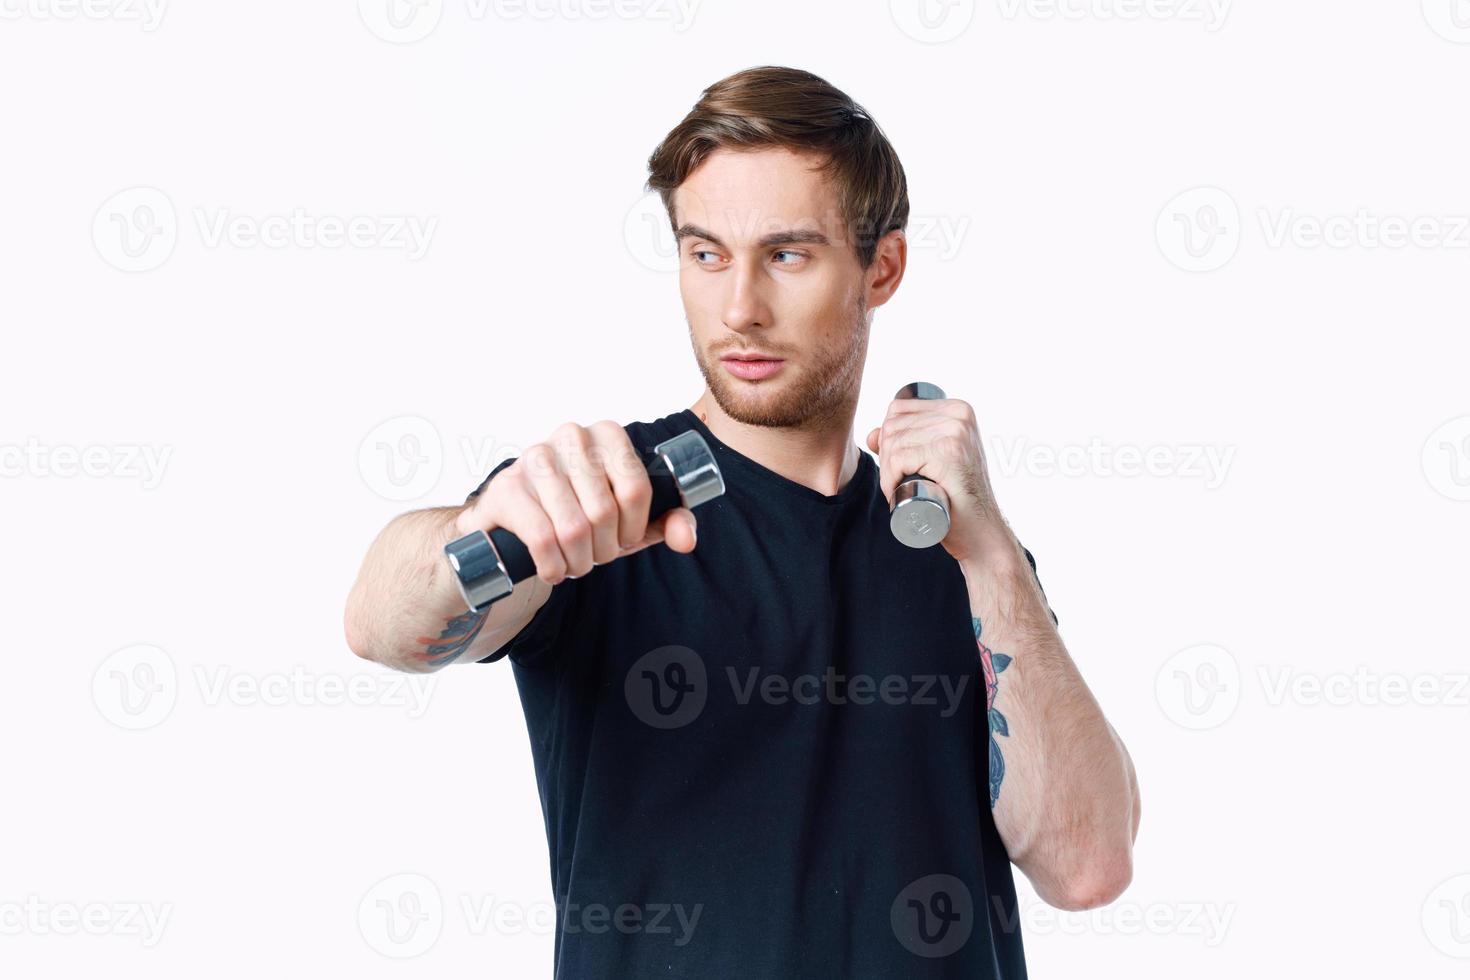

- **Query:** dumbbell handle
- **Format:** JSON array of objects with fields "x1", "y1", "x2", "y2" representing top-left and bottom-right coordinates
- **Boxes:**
[
  {"x1": 889, "y1": 381, "x2": 952, "y2": 549},
  {"x1": 444, "y1": 429, "x2": 723, "y2": 614}
]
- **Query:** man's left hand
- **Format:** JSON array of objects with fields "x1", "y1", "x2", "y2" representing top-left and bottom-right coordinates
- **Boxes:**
[{"x1": 866, "y1": 395, "x2": 1016, "y2": 568}]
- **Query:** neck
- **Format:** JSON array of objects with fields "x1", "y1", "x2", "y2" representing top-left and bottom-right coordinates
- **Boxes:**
[{"x1": 689, "y1": 391, "x2": 863, "y2": 498}]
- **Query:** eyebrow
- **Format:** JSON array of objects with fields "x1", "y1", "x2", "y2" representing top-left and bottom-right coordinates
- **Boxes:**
[{"x1": 673, "y1": 224, "x2": 831, "y2": 250}]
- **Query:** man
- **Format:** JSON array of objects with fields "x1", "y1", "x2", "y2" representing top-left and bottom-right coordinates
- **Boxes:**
[{"x1": 345, "y1": 65, "x2": 1140, "y2": 979}]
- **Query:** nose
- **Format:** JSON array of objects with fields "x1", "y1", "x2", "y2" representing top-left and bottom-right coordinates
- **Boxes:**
[{"x1": 720, "y1": 258, "x2": 773, "y2": 333}]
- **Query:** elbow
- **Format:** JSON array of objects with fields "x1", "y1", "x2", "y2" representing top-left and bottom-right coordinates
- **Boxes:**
[
  {"x1": 1045, "y1": 850, "x2": 1133, "y2": 912},
  {"x1": 343, "y1": 596, "x2": 376, "y2": 663}
]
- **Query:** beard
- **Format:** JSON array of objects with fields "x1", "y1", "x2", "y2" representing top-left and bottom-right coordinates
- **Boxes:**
[{"x1": 689, "y1": 291, "x2": 869, "y2": 432}]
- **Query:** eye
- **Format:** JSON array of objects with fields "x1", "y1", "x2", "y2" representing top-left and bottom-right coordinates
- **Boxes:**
[
  {"x1": 773, "y1": 250, "x2": 808, "y2": 265},
  {"x1": 690, "y1": 249, "x2": 721, "y2": 265}
]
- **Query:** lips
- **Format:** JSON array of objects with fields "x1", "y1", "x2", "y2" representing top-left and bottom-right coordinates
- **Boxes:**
[
  {"x1": 720, "y1": 352, "x2": 784, "y2": 362},
  {"x1": 720, "y1": 356, "x2": 785, "y2": 381}
]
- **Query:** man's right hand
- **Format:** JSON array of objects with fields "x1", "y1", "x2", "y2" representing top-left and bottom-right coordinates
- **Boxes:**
[{"x1": 454, "y1": 421, "x2": 699, "y2": 586}]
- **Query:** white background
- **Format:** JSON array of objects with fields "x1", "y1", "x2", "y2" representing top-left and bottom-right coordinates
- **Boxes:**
[{"x1": 3, "y1": 0, "x2": 1469, "y2": 976}]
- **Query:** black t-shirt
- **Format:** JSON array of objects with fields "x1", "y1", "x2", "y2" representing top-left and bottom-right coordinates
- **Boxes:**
[{"x1": 466, "y1": 408, "x2": 1055, "y2": 979}]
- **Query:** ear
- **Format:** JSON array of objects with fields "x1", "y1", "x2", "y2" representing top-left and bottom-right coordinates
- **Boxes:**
[{"x1": 863, "y1": 229, "x2": 907, "y2": 310}]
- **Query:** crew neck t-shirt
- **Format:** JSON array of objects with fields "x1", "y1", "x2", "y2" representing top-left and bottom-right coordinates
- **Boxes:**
[{"x1": 466, "y1": 408, "x2": 1057, "y2": 979}]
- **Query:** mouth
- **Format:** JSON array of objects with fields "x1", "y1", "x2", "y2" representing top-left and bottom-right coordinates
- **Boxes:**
[{"x1": 720, "y1": 352, "x2": 785, "y2": 381}]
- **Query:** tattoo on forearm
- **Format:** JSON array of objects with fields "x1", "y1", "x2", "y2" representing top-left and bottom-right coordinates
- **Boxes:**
[
  {"x1": 974, "y1": 615, "x2": 1013, "y2": 808},
  {"x1": 416, "y1": 610, "x2": 489, "y2": 667}
]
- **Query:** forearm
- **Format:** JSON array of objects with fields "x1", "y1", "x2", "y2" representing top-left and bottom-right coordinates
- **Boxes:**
[
  {"x1": 344, "y1": 506, "x2": 536, "y2": 672},
  {"x1": 963, "y1": 529, "x2": 1139, "y2": 910}
]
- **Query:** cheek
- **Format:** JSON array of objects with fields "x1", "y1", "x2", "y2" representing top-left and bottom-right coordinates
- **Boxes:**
[{"x1": 681, "y1": 270, "x2": 733, "y2": 323}]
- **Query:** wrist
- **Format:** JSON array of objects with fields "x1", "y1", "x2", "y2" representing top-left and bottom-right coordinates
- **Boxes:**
[{"x1": 958, "y1": 525, "x2": 1027, "y2": 582}]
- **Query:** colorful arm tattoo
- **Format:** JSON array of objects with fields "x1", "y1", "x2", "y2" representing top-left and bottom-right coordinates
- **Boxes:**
[
  {"x1": 415, "y1": 610, "x2": 489, "y2": 668},
  {"x1": 974, "y1": 615, "x2": 1013, "y2": 808}
]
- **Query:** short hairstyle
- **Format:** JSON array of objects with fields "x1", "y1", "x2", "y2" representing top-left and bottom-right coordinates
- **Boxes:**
[{"x1": 645, "y1": 66, "x2": 910, "y2": 271}]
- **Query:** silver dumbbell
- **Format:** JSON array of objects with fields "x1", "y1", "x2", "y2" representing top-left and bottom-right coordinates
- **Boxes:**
[{"x1": 888, "y1": 381, "x2": 951, "y2": 549}]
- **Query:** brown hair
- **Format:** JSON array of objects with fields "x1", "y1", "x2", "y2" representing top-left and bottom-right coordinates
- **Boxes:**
[{"x1": 645, "y1": 66, "x2": 909, "y2": 271}]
